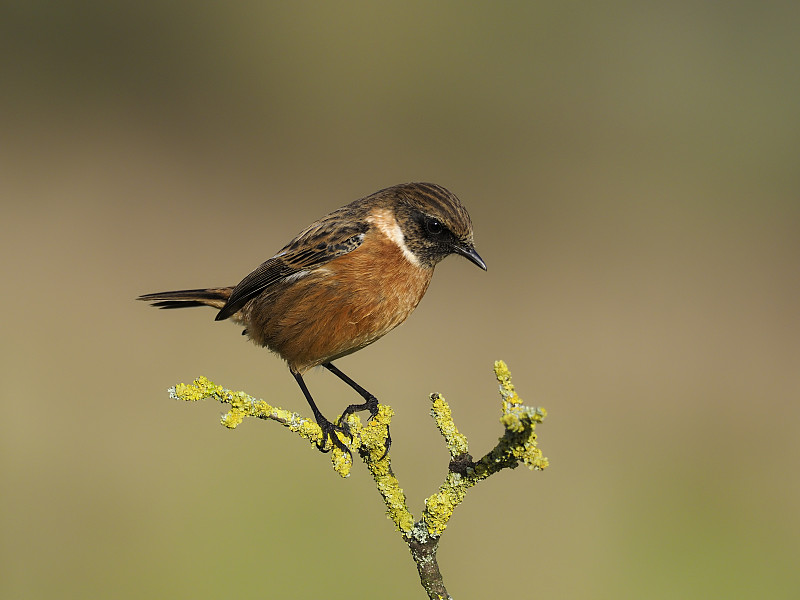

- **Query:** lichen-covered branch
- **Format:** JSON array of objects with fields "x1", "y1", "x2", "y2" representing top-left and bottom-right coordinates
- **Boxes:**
[
  {"x1": 170, "y1": 375, "x2": 357, "y2": 475},
  {"x1": 168, "y1": 360, "x2": 547, "y2": 599},
  {"x1": 419, "y1": 361, "x2": 547, "y2": 539}
]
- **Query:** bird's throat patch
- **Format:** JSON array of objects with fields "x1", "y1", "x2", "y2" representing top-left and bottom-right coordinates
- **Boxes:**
[{"x1": 366, "y1": 209, "x2": 421, "y2": 267}]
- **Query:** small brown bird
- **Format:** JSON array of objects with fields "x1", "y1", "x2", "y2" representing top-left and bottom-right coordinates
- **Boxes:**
[{"x1": 138, "y1": 182, "x2": 486, "y2": 456}]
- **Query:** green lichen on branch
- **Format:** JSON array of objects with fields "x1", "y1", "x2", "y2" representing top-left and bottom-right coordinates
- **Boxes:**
[
  {"x1": 419, "y1": 360, "x2": 548, "y2": 537},
  {"x1": 170, "y1": 376, "x2": 414, "y2": 529},
  {"x1": 359, "y1": 404, "x2": 415, "y2": 534},
  {"x1": 430, "y1": 393, "x2": 469, "y2": 457},
  {"x1": 167, "y1": 361, "x2": 547, "y2": 599},
  {"x1": 170, "y1": 376, "x2": 355, "y2": 477},
  {"x1": 492, "y1": 359, "x2": 549, "y2": 471}
]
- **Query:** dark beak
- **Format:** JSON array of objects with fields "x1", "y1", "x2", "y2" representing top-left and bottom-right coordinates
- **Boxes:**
[{"x1": 454, "y1": 244, "x2": 487, "y2": 271}]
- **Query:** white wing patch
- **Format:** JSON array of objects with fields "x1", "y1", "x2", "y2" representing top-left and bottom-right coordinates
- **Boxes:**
[
  {"x1": 366, "y1": 209, "x2": 421, "y2": 267},
  {"x1": 283, "y1": 270, "x2": 310, "y2": 283}
]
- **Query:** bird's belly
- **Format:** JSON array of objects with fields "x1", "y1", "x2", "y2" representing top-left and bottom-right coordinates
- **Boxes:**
[{"x1": 243, "y1": 236, "x2": 433, "y2": 372}]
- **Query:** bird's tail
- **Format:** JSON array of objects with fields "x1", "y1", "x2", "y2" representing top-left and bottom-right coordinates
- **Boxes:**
[{"x1": 137, "y1": 287, "x2": 234, "y2": 311}]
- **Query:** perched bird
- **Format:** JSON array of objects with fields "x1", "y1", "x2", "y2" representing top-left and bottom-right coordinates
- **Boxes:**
[{"x1": 138, "y1": 182, "x2": 486, "y2": 457}]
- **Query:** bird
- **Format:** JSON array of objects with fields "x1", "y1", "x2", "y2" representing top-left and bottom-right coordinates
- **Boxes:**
[{"x1": 138, "y1": 182, "x2": 486, "y2": 458}]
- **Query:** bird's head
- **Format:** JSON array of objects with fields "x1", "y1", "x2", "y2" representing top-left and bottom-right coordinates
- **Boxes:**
[{"x1": 384, "y1": 182, "x2": 487, "y2": 271}]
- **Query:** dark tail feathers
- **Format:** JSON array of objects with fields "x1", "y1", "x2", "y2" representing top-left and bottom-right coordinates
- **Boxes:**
[{"x1": 137, "y1": 287, "x2": 234, "y2": 313}]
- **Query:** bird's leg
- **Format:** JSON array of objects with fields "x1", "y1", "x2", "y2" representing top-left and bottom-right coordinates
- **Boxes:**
[
  {"x1": 292, "y1": 370, "x2": 351, "y2": 459},
  {"x1": 322, "y1": 362, "x2": 379, "y2": 419},
  {"x1": 323, "y1": 362, "x2": 391, "y2": 458}
]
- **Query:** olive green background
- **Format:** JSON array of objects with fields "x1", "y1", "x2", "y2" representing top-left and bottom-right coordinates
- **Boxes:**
[{"x1": 2, "y1": 2, "x2": 798, "y2": 598}]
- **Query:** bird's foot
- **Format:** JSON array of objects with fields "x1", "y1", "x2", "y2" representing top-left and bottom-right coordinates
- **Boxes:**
[
  {"x1": 338, "y1": 395, "x2": 379, "y2": 423},
  {"x1": 337, "y1": 396, "x2": 391, "y2": 461},
  {"x1": 315, "y1": 416, "x2": 352, "y2": 461}
]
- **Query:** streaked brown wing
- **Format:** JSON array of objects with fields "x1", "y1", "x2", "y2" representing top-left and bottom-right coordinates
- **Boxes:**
[{"x1": 215, "y1": 216, "x2": 367, "y2": 321}]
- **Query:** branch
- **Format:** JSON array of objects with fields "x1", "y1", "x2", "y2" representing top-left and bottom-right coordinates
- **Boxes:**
[{"x1": 169, "y1": 360, "x2": 548, "y2": 598}]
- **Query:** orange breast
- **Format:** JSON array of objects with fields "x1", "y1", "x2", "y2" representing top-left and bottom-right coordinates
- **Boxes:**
[{"x1": 242, "y1": 230, "x2": 433, "y2": 372}]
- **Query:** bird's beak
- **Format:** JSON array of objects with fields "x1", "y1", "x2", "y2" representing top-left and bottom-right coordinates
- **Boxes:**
[{"x1": 454, "y1": 244, "x2": 487, "y2": 271}]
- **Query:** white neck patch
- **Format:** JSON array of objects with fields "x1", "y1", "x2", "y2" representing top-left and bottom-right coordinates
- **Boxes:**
[{"x1": 366, "y1": 209, "x2": 421, "y2": 267}]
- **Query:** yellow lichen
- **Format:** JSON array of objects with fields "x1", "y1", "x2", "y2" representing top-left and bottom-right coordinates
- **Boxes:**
[
  {"x1": 221, "y1": 408, "x2": 245, "y2": 428},
  {"x1": 494, "y1": 360, "x2": 522, "y2": 410},
  {"x1": 416, "y1": 361, "x2": 549, "y2": 537},
  {"x1": 171, "y1": 376, "x2": 224, "y2": 403},
  {"x1": 168, "y1": 361, "x2": 547, "y2": 544},
  {"x1": 358, "y1": 405, "x2": 394, "y2": 460},
  {"x1": 331, "y1": 444, "x2": 352, "y2": 477},
  {"x1": 430, "y1": 394, "x2": 469, "y2": 457},
  {"x1": 351, "y1": 405, "x2": 413, "y2": 532},
  {"x1": 423, "y1": 481, "x2": 471, "y2": 537},
  {"x1": 370, "y1": 466, "x2": 414, "y2": 533}
]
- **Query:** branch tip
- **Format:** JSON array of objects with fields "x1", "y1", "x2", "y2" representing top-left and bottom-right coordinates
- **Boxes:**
[{"x1": 429, "y1": 393, "x2": 469, "y2": 457}]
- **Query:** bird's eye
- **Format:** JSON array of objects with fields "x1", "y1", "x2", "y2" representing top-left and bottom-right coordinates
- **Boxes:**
[{"x1": 426, "y1": 218, "x2": 443, "y2": 235}]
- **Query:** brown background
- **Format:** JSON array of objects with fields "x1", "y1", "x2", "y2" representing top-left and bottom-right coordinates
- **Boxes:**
[{"x1": 2, "y1": 2, "x2": 798, "y2": 598}]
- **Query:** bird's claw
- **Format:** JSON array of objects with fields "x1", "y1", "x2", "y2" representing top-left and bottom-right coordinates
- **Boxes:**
[
  {"x1": 336, "y1": 400, "x2": 391, "y2": 462},
  {"x1": 316, "y1": 417, "x2": 352, "y2": 462}
]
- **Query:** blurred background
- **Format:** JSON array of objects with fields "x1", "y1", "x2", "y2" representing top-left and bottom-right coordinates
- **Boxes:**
[{"x1": 1, "y1": 2, "x2": 798, "y2": 598}]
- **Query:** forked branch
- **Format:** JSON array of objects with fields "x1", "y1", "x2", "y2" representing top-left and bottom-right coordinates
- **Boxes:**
[{"x1": 169, "y1": 361, "x2": 548, "y2": 599}]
